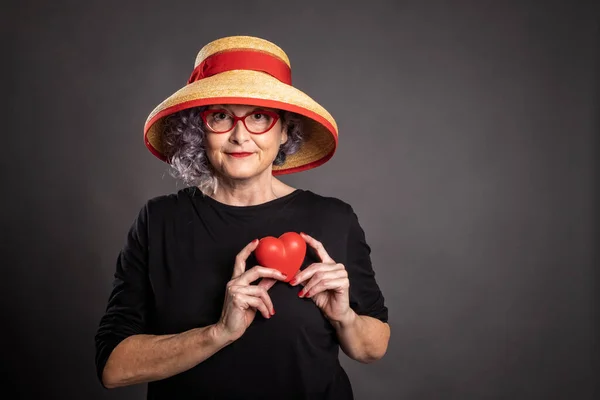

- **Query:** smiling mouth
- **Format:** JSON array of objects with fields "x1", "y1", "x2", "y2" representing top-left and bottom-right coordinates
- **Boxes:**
[{"x1": 226, "y1": 152, "x2": 254, "y2": 158}]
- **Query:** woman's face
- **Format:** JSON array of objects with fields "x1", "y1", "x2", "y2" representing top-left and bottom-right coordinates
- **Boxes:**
[{"x1": 203, "y1": 104, "x2": 287, "y2": 181}]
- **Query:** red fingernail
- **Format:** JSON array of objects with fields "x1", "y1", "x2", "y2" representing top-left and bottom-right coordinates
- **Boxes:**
[
  {"x1": 289, "y1": 278, "x2": 297, "y2": 285},
  {"x1": 298, "y1": 289, "x2": 305, "y2": 297},
  {"x1": 271, "y1": 309, "x2": 275, "y2": 315}
]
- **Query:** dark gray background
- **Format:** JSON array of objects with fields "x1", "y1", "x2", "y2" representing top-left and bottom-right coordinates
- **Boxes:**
[{"x1": 4, "y1": 0, "x2": 598, "y2": 399}]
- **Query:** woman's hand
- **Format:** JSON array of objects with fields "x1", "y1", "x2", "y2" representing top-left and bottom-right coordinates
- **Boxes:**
[
  {"x1": 216, "y1": 239, "x2": 288, "y2": 342},
  {"x1": 290, "y1": 233, "x2": 353, "y2": 324}
]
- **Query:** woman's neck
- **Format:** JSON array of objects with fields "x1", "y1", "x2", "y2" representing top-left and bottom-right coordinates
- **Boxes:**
[{"x1": 210, "y1": 172, "x2": 281, "y2": 207}]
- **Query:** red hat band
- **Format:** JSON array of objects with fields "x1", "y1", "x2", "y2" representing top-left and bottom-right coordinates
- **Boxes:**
[{"x1": 187, "y1": 50, "x2": 292, "y2": 85}]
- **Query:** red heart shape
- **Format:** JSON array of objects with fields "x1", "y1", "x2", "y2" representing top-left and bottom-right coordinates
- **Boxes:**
[{"x1": 254, "y1": 232, "x2": 306, "y2": 282}]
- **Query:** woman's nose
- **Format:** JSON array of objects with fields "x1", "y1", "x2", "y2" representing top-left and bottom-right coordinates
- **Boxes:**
[{"x1": 229, "y1": 121, "x2": 250, "y2": 144}]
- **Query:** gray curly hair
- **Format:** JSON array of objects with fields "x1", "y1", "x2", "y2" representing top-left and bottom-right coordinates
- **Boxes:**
[{"x1": 161, "y1": 106, "x2": 304, "y2": 194}]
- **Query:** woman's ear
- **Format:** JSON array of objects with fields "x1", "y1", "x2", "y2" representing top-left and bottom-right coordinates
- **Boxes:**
[
  {"x1": 280, "y1": 126, "x2": 288, "y2": 145},
  {"x1": 279, "y1": 110, "x2": 289, "y2": 145}
]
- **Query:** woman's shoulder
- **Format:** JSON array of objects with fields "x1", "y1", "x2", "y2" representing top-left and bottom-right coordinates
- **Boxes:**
[
  {"x1": 297, "y1": 189, "x2": 355, "y2": 218},
  {"x1": 274, "y1": 179, "x2": 352, "y2": 214},
  {"x1": 134, "y1": 186, "x2": 199, "y2": 217}
]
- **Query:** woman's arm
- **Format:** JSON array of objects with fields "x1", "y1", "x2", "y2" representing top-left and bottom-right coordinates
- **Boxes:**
[
  {"x1": 99, "y1": 237, "x2": 286, "y2": 389},
  {"x1": 330, "y1": 310, "x2": 391, "y2": 363},
  {"x1": 293, "y1": 208, "x2": 390, "y2": 365},
  {"x1": 102, "y1": 324, "x2": 231, "y2": 388}
]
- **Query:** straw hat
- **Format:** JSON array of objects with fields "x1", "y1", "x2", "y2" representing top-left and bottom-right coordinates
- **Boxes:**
[{"x1": 143, "y1": 35, "x2": 338, "y2": 175}]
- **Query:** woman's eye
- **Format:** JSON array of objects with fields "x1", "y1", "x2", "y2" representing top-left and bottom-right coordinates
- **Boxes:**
[{"x1": 253, "y1": 113, "x2": 267, "y2": 120}]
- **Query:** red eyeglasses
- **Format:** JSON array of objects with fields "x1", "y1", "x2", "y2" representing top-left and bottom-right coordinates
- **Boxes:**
[{"x1": 201, "y1": 109, "x2": 280, "y2": 134}]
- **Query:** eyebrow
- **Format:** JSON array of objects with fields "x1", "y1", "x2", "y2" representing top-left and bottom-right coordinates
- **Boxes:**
[{"x1": 210, "y1": 105, "x2": 271, "y2": 115}]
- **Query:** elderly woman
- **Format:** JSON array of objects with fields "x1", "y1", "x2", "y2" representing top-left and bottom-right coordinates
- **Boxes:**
[{"x1": 95, "y1": 36, "x2": 390, "y2": 399}]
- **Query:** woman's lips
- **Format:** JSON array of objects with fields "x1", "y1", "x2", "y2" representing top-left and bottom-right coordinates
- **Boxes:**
[{"x1": 227, "y1": 152, "x2": 254, "y2": 158}]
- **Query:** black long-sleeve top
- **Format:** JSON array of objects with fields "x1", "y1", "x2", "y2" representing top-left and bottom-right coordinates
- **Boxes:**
[{"x1": 95, "y1": 187, "x2": 388, "y2": 399}]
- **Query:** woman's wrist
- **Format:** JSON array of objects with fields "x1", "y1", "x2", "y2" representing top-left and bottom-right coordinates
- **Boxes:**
[
  {"x1": 329, "y1": 309, "x2": 358, "y2": 332},
  {"x1": 209, "y1": 322, "x2": 237, "y2": 347}
]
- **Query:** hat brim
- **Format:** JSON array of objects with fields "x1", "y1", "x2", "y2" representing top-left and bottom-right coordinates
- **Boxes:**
[{"x1": 144, "y1": 70, "x2": 338, "y2": 175}]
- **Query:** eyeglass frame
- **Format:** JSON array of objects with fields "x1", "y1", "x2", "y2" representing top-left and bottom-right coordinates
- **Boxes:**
[{"x1": 200, "y1": 108, "x2": 281, "y2": 134}]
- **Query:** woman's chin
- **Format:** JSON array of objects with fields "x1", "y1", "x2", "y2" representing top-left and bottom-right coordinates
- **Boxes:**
[{"x1": 221, "y1": 166, "x2": 263, "y2": 180}]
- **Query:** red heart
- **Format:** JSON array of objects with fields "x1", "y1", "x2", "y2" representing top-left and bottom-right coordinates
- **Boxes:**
[{"x1": 254, "y1": 232, "x2": 306, "y2": 282}]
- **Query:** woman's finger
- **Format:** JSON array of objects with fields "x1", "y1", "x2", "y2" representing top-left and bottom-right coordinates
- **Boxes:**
[
  {"x1": 300, "y1": 232, "x2": 334, "y2": 263},
  {"x1": 257, "y1": 278, "x2": 277, "y2": 291},
  {"x1": 231, "y1": 239, "x2": 260, "y2": 279},
  {"x1": 291, "y1": 263, "x2": 344, "y2": 287},
  {"x1": 231, "y1": 292, "x2": 271, "y2": 320},
  {"x1": 229, "y1": 284, "x2": 275, "y2": 315},
  {"x1": 304, "y1": 277, "x2": 349, "y2": 298},
  {"x1": 237, "y1": 265, "x2": 287, "y2": 286},
  {"x1": 299, "y1": 269, "x2": 347, "y2": 297}
]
